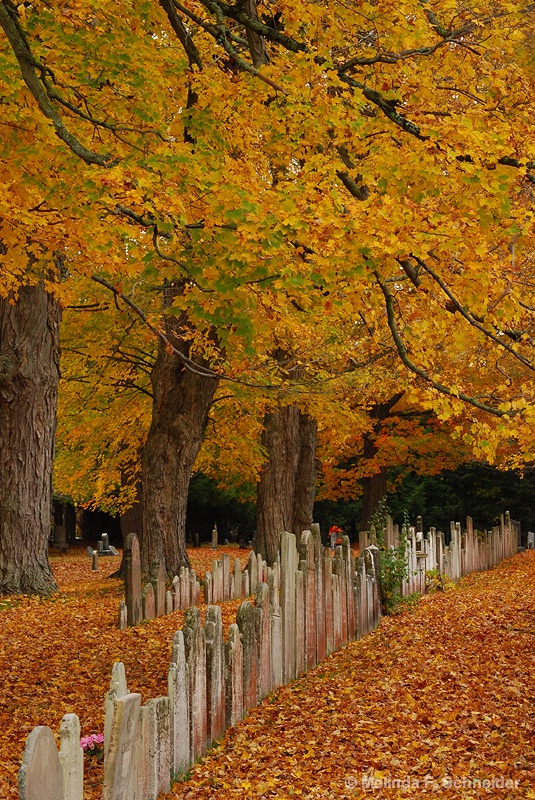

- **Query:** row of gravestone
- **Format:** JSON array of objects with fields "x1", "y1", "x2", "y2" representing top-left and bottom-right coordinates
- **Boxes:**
[
  {"x1": 204, "y1": 549, "x2": 267, "y2": 604},
  {"x1": 120, "y1": 534, "x2": 268, "y2": 629},
  {"x1": 18, "y1": 527, "x2": 382, "y2": 800},
  {"x1": 119, "y1": 534, "x2": 202, "y2": 629},
  {"x1": 359, "y1": 512, "x2": 518, "y2": 596}
]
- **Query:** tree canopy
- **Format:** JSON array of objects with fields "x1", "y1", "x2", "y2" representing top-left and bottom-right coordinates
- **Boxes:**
[{"x1": 1, "y1": 0, "x2": 535, "y2": 586}]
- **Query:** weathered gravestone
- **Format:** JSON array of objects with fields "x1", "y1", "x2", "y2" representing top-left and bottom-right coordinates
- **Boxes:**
[
  {"x1": 247, "y1": 550, "x2": 258, "y2": 596},
  {"x1": 222, "y1": 554, "x2": 230, "y2": 602},
  {"x1": 142, "y1": 584, "x2": 156, "y2": 621},
  {"x1": 295, "y1": 569, "x2": 305, "y2": 675},
  {"x1": 125, "y1": 533, "x2": 142, "y2": 627},
  {"x1": 165, "y1": 590, "x2": 173, "y2": 616},
  {"x1": 205, "y1": 605, "x2": 226, "y2": 743},
  {"x1": 300, "y1": 531, "x2": 317, "y2": 672},
  {"x1": 204, "y1": 571, "x2": 213, "y2": 606},
  {"x1": 311, "y1": 524, "x2": 327, "y2": 664},
  {"x1": 118, "y1": 601, "x2": 127, "y2": 631},
  {"x1": 324, "y1": 553, "x2": 334, "y2": 654},
  {"x1": 168, "y1": 631, "x2": 190, "y2": 778},
  {"x1": 172, "y1": 575, "x2": 180, "y2": 611},
  {"x1": 254, "y1": 582, "x2": 272, "y2": 699},
  {"x1": 225, "y1": 623, "x2": 244, "y2": 727},
  {"x1": 280, "y1": 531, "x2": 297, "y2": 683},
  {"x1": 98, "y1": 533, "x2": 118, "y2": 556},
  {"x1": 59, "y1": 714, "x2": 83, "y2": 800},
  {"x1": 268, "y1": 567, "x2": 283, "y2": 690},
  {"x1": 19, "y1": 726, "x2": 63, "y2": 800},
  {"x1": 183, "y1": 608, "x2": 207, "y2": 761},
  {"x1": 237, "y1": 600, "x2": 258, "y2": 712},
  {"x1": 103, "y1": 693, "x2": 142, "y2": 800},
  {"x1": 143, "y1": 697, "x2": 171, "y2": 800},
  {"x1": 151, "y1": 561, "x2": 166, "y2": 618},
  {"x1": 233, "y1": 558, "x2": 242, "y2": 600},
  {"x1": 104, "y1": 662, "x2": 128, "y2": 758}
]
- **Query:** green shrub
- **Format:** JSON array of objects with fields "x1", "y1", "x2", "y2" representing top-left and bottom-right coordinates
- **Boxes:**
[{"x1": 370, "y1": 499, "x2": 410, "y2": 615}]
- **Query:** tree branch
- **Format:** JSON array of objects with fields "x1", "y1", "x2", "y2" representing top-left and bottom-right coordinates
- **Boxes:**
[
  {"x1": 413, "y1": 256, "x2": 535, "y2": 373},
  {"x1": 373, "y1": 269, "x2": 509, "y2": 417},
  {"x1": 0, "y1": 0, "x2": 115, "y2": 166}
]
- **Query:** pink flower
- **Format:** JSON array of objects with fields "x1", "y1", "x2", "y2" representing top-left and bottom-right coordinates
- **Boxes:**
[{"x1": 80, "y1": 733, "x2": 104, "y2": 751}]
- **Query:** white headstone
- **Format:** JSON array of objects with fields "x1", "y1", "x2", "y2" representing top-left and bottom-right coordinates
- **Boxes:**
[
  {"x1": 59, "y1": 714, "x2": 83, "y2": 800},
  {"x1": 19, "y1": 726, "x2": 63, "y2": 800},
  {"x1": 103, "y1": 693, "x2": 142, "y2": 800},
  {"x1": 104, "y1": 662, "x2": 128, "y2": 758},
  {"x1": 145, "y1": 697, "x2": 171, "y2": 799}
]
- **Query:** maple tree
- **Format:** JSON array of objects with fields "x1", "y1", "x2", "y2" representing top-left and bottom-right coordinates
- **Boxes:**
[
  {"x1": 0, "y1": 270, "x2": 60, "y2": 594},
  {"x1": 2, "y1": 0, "x2": 535, "y2": 590},
  {"x1": 317, "y1": 392, "x2": 473, "y2": 527}
]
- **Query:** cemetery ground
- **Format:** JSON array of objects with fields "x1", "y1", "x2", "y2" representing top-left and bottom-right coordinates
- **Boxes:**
[{"x1": 1, "y1": 549, "x2": 535, "y2": 799}]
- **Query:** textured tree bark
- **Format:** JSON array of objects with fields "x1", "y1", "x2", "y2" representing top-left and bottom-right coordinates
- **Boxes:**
[
  {"x1": 359, "y1": 444, "x2": 388, "y2": 532},
  {"x1": 359, "y1": 392, "x2": 404, "y2": 531},
  {"x1": 0, "y1": 280, "x2": 60, "y2": 595},
  {"x1": 256, "y1": 406, "x2": 317, "y2": 564},
  {"x1": 292, "y1": 413, "x2": 318, "y2": 536},
  {"x1": 141, "y1": 291, "x2": 219, "y2": 578},
  {"x1": 244, "y1": 0, "x2": 270, "y2": 67}
]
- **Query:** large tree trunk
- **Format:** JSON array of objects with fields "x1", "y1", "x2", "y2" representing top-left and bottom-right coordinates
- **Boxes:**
[
  {"x1": 256, "y1": 406, "x2": 317, "y2": 564},
  {"x1": 0, "y1": 280, "x2": 60, "y2": 595},
  {"x1": 359, "y1": 440, "x2": 388, "y2": 531},
  {"x1": 359, "y1": 392, "x2": 404, "y2": 531},
  {"x1": 141, "y1": 291, "x2": 219, "y2": 578}
]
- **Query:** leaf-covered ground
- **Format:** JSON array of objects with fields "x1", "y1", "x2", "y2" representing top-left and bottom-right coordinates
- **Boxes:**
[
  {"x1": 1, "y1": 548, "x2": 534, "y2": 799},
  {"x1": 0, "y1": 545, "x2": 250, "y2": 800},
  {"x1": 173, "y1": 552, "x2": 535, "y2": 800}
]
